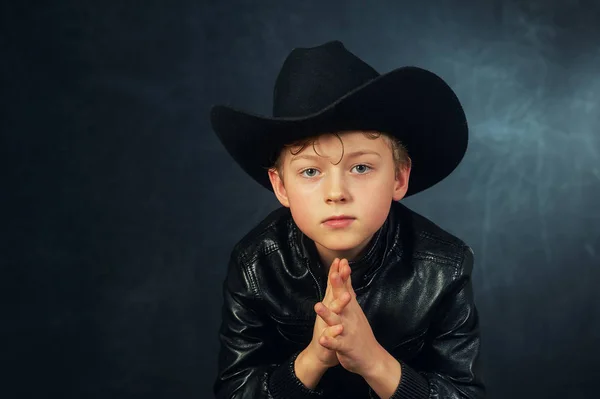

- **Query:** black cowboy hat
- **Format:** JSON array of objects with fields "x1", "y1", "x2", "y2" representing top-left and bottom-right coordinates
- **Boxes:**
[{"x1": 210, "y1": 40, "x2": 468, "y2": 197}]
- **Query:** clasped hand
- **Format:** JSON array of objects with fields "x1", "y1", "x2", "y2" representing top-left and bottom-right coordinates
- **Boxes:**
[{"x1": 313, "y1": 258, "x2": 382, "y2": 376}]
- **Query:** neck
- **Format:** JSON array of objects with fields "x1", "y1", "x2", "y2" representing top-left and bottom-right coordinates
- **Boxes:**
[{"x1": 315, "y1": 234, "x2": 375, "y2": 273}]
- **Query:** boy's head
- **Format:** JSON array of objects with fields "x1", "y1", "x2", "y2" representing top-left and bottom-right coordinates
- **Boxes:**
[
  {"x1": 267, "y1": 130, "x2": 411, "y2": 265},
  {"x1": 210, "y1": 40, "x2": 469, "y2": 265}
]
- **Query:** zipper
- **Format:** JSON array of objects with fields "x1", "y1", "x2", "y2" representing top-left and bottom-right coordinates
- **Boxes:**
[{"x1": 305, "y1": 259, "x2": 324, "y2": 301}]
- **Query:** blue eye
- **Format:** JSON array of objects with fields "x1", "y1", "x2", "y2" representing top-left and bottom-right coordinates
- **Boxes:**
[
  {"x1": 300, "y1": 168, "x2": 320, "y2": 178},
  {"x1": 299, "y1": 165, "x2": 372, "y2": 178},
  {"x1": 352, "y1": 164, "x2": 371, "y2": 174}
]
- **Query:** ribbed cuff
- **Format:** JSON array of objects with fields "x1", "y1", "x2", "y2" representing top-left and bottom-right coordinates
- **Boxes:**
[
  {"x1": 268, "y1": 351, "x2": 325, "y2": 398},
  {"x1": 369, "y1": 360, "x2": 429, "y2": 399}
]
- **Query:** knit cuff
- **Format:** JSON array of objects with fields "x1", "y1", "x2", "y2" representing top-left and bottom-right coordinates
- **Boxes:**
[
  {"x1": 268, "y1": 351, "x2": 325, "y2": 398},
  {"x1": 369, "y1": 360, "x2": 430, "y2": 399}
]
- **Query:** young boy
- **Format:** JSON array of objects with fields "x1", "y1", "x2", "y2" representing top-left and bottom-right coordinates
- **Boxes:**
[{"x1": 210, "y1": 41, "x2": 485, "y2": 399}]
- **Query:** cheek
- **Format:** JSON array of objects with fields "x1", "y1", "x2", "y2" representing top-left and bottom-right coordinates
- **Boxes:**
[
  {"x1": 287, "y1": 190, "x2": 317, "y2": 225},
  {"x1": 286, "y1": 180, "x2": 319, "y2": 208},
  {"x1": 357, "y1": 177, "x2": 393, "y2": 199},
  {"x1": 289, "y1": 176, "x2": 324, "y2": 195},
  {"x1": 361, "y1": 195, "x2": 390, "y2": 217},
  {"x1": 288, "y1": 203, "x2": 315, "y2": 236},
  {"x1": 358, "y1": 182, "x2": 393, "y2": 220}
]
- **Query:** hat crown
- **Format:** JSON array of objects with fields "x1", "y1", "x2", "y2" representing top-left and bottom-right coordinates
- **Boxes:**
[{"x1": 273, "y1": 41, "x2": 379, "y2": 118}]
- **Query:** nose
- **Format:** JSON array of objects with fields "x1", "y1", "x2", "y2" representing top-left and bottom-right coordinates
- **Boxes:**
[{"x1": 325, "y1": 172, "x2": 349, "y2": 203}]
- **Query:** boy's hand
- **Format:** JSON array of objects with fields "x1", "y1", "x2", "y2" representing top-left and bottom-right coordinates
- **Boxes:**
[
  {"x1": 305, "y1": 258, "x2": 353, "y2": 369},
  {"x1": 316, "y1": 258, "x2": 385, "y2": 377}
]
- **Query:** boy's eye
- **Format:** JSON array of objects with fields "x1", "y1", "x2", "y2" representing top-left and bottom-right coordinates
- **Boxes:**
[
  {"x1": 299, "y1": 165, "x2": 372, "y2": 178},
  {"x1": 353, "y1": 164, "x2": 371, "y2": 174},
  {"x1": 300, "y1": 168, "x2": 320, "y2": 177}
]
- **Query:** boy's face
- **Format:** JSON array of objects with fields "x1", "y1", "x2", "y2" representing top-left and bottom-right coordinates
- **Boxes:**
[{"x1": 268, "y1": 131, "x2": 410, "y2": 268}]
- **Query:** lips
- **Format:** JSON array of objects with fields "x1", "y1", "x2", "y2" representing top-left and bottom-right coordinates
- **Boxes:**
[
  {"x1": 323, "y1": 215, "x2": 355, "y2": 222},
  {"x1": 322, "y1": 216, "x2": 355, "y2": 228}
]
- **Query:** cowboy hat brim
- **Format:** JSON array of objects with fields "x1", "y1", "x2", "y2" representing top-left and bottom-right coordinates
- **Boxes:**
[{"x1": 210, "y1": 66, "x2": 468, "y2": 197}]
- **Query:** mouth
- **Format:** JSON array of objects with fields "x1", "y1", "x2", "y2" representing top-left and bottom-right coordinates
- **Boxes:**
[
  {"x1": 322, "y1": 215, "x2": 356, "y2": 228},
  {"x1": 323, "y1": 215, "x2": 356, "y2": 222}
]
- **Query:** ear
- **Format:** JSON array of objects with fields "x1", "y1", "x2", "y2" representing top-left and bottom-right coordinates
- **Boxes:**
[
  {"x1": 392, "y1": 162, "x2": 411, "y2": 201},
  {"x1": 268, "y1": 168, "x2": 291, "y2": 208}
]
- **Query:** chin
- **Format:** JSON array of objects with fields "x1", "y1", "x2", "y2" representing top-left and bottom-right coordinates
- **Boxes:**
[{"x1": 316, "y1": 235, "x2": 364, "y2": 251}]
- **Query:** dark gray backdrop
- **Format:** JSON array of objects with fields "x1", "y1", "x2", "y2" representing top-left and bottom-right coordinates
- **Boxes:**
[{"x1": 3, "y1": 1, "x2": 599, "y2": 398}]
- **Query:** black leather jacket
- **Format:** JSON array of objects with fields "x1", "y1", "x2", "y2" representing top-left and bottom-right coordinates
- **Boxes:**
[{"x1": 214, "y1": 201, "x2": 485, "y2": 398}]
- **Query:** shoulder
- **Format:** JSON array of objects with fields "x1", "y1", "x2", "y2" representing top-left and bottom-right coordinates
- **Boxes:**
[
  {"x1": 391, "y1": 201, "x2": 474, "y2": 275},
  {"x1": 229, "y1": 206, "x2": 294, "y2": 265}
]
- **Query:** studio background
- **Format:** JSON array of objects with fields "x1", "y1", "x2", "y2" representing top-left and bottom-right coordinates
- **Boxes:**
[{"x1": 3, "y1": 1, "x2": 599, "y2": 398}]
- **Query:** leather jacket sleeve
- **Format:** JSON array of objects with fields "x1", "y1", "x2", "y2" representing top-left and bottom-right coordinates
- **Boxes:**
[
  {"x1": 375, "y1": 246, "x2": 485, "y2": 399},
  {"x1": 213, "y1": 251, "x2": 325, "y2": 399}
]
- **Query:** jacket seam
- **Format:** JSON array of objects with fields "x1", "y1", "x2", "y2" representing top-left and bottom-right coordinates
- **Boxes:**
[
  {"x1": 395, "y1": 249, "x2": 462, "y2": 282},
  {"x1": 413, "y1": 252, "x2": 461, "y2": 267},
  {"x1": 457, "y1": 244, "x2": 470, "y2": 281},
  {"x1": 239, "y1": 244, "x2": 281, "y2": 300},
  {"x1": 418, "y1": 230, "x2": 463, "y2": 249},
  {"x1": 237, "y1": 251, "x2": 261, "y2": 300}
]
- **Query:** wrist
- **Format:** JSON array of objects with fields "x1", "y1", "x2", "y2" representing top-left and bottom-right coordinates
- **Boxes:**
[
  {"x1": 294, "y1": 349, "x2": 328, "y2": 389},
  {"x1": 363, "y1": 344, "x2": 400, "y2": 381},
  {"x1": 362, "y1": 345, "x2": 402, "y2": 399},
  {"x1": 301, "y1": 347, "x2": 331, "y2": 372}
]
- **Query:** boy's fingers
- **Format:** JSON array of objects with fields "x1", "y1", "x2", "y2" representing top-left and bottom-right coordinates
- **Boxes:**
[
  {"x1": 314, "y1": 302, "x2": 341, "y2": 326},
  {"x1": 331, "y1": 259, "x2": 352, "y2": 299},
  {"x1": 328, "y1": 258, "x2": 340, "y2": 279},
  {"x1": 330, "y1": 271, "x2": 348, "y2": 300},
  {"x1": 329, "y1": 291, "x2": 351, "y2": 314},
  {"x1": 341, "y1": 260, "x2": 353, "y2": 286},
  {"x1": 319, "y1": 325, "x2": 343, "y2": 351},
  {"x1": 325, "y1": 259, "x2": 355, "y2": 303},
  {"x1": 319, "y1": 333, "x2": 342, "y2": 351},
  {"x1": 323, "y1": 280, "x2": 332, "y2": 302},
  {"x1": 323, "y1": 259, "x2": 338, "y2": 295},
  {"x1": 339, "y1": 260, "x2": 355, "y2": 296},
  {"x1": 346, "y1": 272, "x2": 356, "y2": 298},
  {"x1": 341, "y1": 260, "x2": 351, "y2": 282},
  {"x1": 334, "y1": 260, "x2": 350, "y2": 288},
  {"x1": 321, "y1": 324, "x2": 343, "y2": 339}
]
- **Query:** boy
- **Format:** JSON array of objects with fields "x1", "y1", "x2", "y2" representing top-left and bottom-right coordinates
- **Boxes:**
[{"x1": 210, "y1": 41, "x2": 485, "y2": 398}]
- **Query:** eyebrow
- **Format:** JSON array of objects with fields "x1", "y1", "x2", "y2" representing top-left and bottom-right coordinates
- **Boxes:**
[{"x1": 290, "y1": 150, "x2": 381, "y2": 164}]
